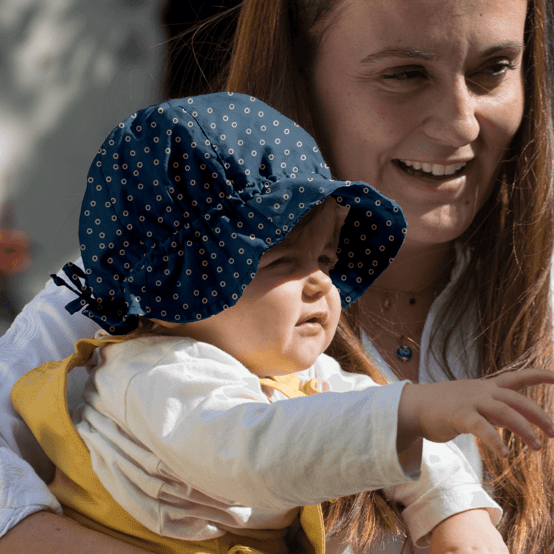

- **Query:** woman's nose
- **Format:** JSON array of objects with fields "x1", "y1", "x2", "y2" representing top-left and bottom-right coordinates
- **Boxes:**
[
  {"x1": 302, "y1": 269, "x2": 333, "y2": 301},
  {"x1": 422, "y1": 78, "x2": 480, "y2": 147}
]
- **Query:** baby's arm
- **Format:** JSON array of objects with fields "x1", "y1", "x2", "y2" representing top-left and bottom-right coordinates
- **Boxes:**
[
  {"x1": 80, "y1": 340, "x2": 554, "y2": 541},
  {"x1": 315, "y1": 360, "x2": 502, "y2": 547},
  {"x1": 80, "y1": 338, "x2": 417, "y2": 515}
]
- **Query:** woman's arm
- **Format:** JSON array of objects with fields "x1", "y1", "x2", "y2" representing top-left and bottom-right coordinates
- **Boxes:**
[
  {"x1": 0, "y1": 258, "x2": 99, "y2": 538},
  {"x1": 0, "y1": 258, "x2": 98, "y2": 465},
  {"x1": 0, "y1": 512, "x2": 150, "y2": 554}
]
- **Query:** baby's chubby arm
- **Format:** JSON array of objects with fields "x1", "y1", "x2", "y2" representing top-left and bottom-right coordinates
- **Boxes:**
[{"x1": 82, "y1": 339, "x2": 421, "y2": 512}]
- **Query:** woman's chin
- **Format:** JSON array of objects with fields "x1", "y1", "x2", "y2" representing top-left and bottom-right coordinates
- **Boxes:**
[{"x1": 402, "y1": 210, "x2": 475, "y2": 247}]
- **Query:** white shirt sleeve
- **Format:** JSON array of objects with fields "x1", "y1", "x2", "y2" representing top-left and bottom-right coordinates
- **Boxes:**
[
  {"x1": 0, "y1": 258, "x2": 99, "y2": 537},
  {"x1": 312, "y1": 354, "x2": 502, "y2": 548},
  {"x1": 0, "y1": 446, "x2": 63, "y2": 537},
  {"x1": 76, "y1": 336, "x2": 417, "y2": 540}
]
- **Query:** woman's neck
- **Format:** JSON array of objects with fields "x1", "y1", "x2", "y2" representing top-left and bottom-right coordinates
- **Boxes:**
[
  {"x1": 358, "y1": 240, "x2": 456, "y2": 383},
  {"x1": 371, "y1": 239, "x2": 455, "y2": 293}
]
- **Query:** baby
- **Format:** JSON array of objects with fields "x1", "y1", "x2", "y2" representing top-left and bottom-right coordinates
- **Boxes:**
[{"x1": 12, "y1": 93, "x2": 554, "y2": 554}]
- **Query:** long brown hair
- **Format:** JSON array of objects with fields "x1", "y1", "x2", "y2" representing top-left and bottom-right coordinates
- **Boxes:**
[
  {"x1": 430, "y1": 1, "x2": 554, "y2": 551},
  {"x1": 167, "y1": 0, "x2": 554, "y2": 551}
]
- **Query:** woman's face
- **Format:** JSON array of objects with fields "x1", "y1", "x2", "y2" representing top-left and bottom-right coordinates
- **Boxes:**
[{"x1": 312, "y1": 0, "x2": 526, "y2": 248}]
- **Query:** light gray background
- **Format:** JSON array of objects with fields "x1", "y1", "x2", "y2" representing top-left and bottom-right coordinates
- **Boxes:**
[{"x1": 0, "y1": 0, "x2": 165, "y2": 332}]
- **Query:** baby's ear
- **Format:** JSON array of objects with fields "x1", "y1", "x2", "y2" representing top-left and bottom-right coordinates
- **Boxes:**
[{"x1": 149, "y1": 318, "x2": 182, "y2": 329}]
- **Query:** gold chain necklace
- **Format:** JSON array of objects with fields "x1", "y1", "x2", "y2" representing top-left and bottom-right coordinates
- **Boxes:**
[{"x1": 369, "y1": 284, "x2": 441, "y2": 363}]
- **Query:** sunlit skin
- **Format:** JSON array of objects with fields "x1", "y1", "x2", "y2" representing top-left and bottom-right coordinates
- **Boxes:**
[
  {"x1": 312, "y1": 0, "x2": 526, "y2": 254},
  {"x1": 310, "y1": 0, "x2": 528, "y2": 382},
  {"x1": 155, "y1": 199, "x2": 343, "y2": 377}
]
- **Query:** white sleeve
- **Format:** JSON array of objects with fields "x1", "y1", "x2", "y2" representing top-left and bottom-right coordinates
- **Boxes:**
[
  {"x1": 385, "y1": 440, "x2": 501, "y2": 547},
  {"x1": 0, "y1": 257, "x2": 98, "y2": 536},
  {"x1": 313, "y1": 354, "x2": 502, "y2": 548},
  {"x1": 0, "y1": 447, "x2": 63, "y2": 537},
  {"x1": 82, "y1": 339, "x2": 416, "y2": 512}
]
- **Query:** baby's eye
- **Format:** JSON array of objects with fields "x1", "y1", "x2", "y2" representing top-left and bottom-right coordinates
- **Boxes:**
[
  {"x1": 264, "y1": 256, "x2": 292, "y2": 269},
  {"x1": 319, "y1": 255, "x2": 338, "y2": 270}
]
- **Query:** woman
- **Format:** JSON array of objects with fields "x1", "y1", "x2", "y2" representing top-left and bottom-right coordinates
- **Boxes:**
[
  {"x1": 1, "y1": 0, "x2": 553, "y2": 553},
  {"x1": 225, "y1": 0, "x2": 554, "y2": 551}
]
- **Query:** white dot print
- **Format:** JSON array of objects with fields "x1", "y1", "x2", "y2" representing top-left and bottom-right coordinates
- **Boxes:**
[{"x1": 75, "y1": 94, "x2": 405, "y2": 331}]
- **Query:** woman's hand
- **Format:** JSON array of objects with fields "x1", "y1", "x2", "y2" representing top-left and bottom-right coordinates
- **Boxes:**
[
  {"x1": 397, "y1": 368, "x2": 554, "y2": 457},
  {"x1": 429, "y1": 509, "x2": 508, "y2": 554}
]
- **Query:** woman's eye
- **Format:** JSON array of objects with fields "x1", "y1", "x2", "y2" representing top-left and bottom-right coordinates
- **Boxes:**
[
  {"x1": 468, "y1": 60, "x2": 519, "y2": 91},
  {"x1": 381, "y1": 66, "x2": 427, "y2": 84},
  {"x1": 480, "y1": 60, "x2": 518, "y2": 77}
]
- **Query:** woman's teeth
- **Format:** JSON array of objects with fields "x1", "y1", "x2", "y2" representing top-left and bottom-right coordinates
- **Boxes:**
[{"x1": 399, "y1": 159, "x2": 467, "y2": 177}]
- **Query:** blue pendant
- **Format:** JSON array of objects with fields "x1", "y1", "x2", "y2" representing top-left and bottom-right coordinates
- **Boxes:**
[{"x1": 397, "y1": 346, "x2": 413, "y2": 362}]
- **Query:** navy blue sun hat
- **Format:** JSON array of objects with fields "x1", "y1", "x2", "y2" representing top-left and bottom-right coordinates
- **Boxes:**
[{"x1": 53, "y1": 92, "x2": 407, "y2": 334}]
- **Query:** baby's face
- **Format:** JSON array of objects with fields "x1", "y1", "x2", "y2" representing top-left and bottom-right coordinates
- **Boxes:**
[{"x1": 177, "y1": 198, "x2": 343, "y2": 376}]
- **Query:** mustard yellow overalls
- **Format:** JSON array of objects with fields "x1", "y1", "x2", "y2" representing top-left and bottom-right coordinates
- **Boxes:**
[{"x1": 11, "y1": 336, "x2": 326, "y2": 554}]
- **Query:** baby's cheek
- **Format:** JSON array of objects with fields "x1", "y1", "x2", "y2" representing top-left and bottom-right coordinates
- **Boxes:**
[{"x1": 328, "y1": 287, "x2": 342, "y2": 333}]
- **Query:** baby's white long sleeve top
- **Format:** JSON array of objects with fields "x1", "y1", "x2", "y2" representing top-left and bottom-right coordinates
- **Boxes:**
[{"x1": 74, "y1": 331, "x2": 501, "y2": 548}]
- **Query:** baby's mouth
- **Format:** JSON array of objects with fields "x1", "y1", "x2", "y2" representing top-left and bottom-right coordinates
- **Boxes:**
[
  {"x1": 297, "y1": 313, "x2": 327, "y2": 327},
  {"x1": 394, "y1": 159, "x2": 470, "y2": 179}
]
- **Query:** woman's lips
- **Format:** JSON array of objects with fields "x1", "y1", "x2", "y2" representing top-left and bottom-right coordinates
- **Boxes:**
[{"x1": 394, "y1": 158, "x2": 473, "y2": 181}]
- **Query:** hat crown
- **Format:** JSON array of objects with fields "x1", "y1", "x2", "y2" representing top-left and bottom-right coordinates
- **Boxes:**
[{"x1": 63, "y1": 93, "x2": 407, "y2": 334}]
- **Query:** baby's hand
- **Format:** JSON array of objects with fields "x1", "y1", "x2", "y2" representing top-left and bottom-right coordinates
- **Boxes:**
[
  {"x1": 429, "y1": 509, "x2": 508, "y2": 554},
  {"x1": 397, "y1": 368, "x2": 554, "y2": 457}
]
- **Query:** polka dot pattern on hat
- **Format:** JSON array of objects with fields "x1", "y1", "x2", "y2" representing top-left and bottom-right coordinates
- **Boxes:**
[{"x1": 53, "y1": 93, "x2": 406, "y2": 333}]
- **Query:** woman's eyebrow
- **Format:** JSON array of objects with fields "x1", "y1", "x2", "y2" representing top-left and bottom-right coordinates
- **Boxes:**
[
  {"x1": 360, "y1": 41, "x2": 525, "y2": 66},
  {"x1": 480, "y1": 41, "x2": 524, "y2": 58},
  {"x1": 360, "y1": 48, "x2": 436, "y2": 65}
]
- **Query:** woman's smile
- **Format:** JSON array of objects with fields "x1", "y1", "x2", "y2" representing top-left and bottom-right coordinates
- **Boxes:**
[
  {"x1": 393, "y1": 159, "x2": 470, "y2": 179},
  {"x1": 390, "y1": 158, "x2": 474, "y2": 195},
  {"x1": 312, "y1": 0, "x2": 526, "y2": 248}
]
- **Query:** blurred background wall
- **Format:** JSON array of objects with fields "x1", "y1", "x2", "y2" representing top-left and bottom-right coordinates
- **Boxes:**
[{"x1": 0, "y1": 0, "x2": 239, "y2": 335}]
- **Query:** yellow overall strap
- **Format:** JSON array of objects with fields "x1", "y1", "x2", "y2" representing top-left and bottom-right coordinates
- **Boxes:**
[
  {"x1": 258, "y1": 375, "x2": 326, "y2": 554},
  {"x1": 11, "y1": 336, "x2": 301, "y2": 554}
]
